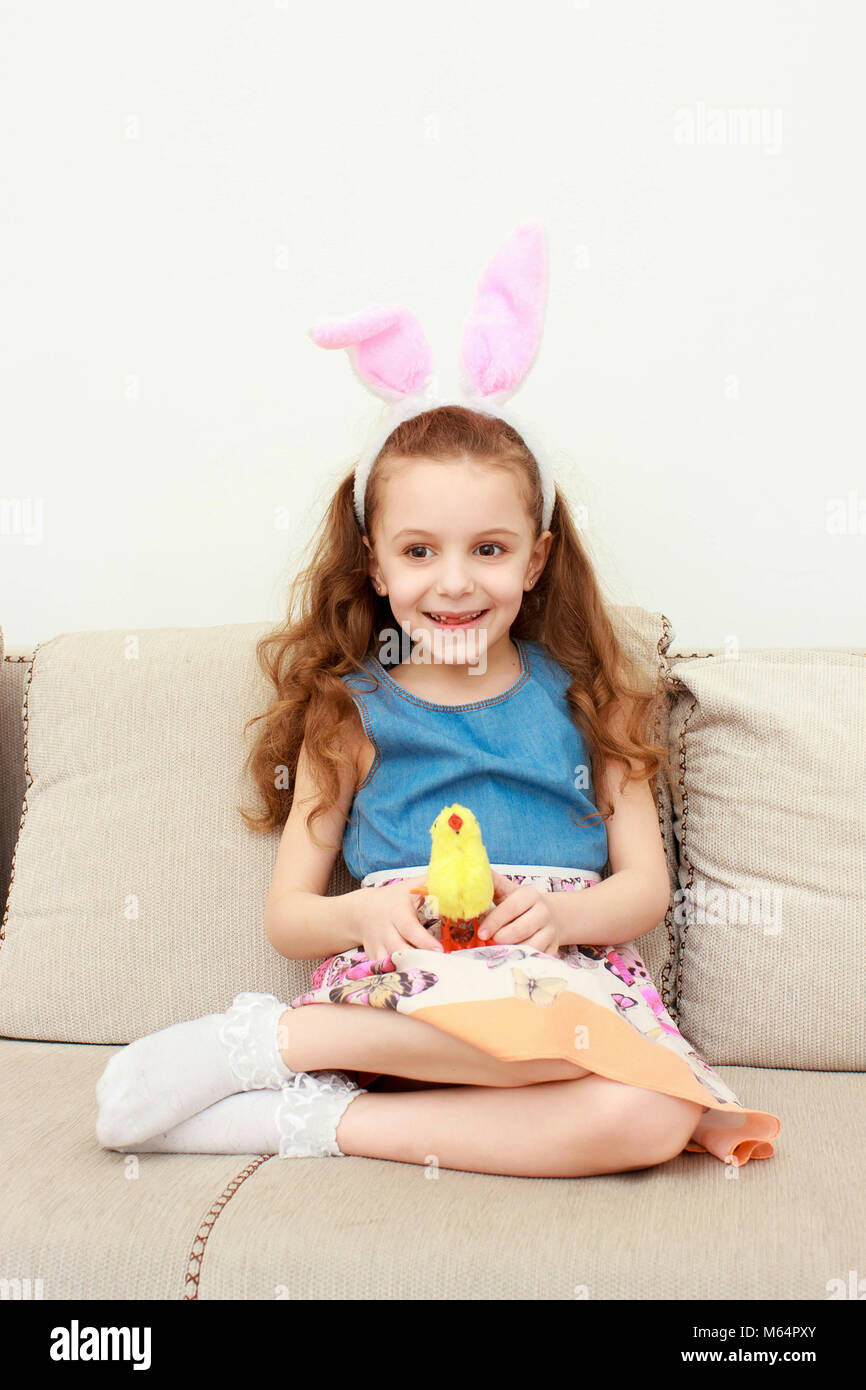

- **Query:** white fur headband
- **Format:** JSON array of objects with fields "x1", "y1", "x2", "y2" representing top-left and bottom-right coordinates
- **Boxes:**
[{"x1": 309, "y1": 222, "x2": 556, "y2": 534}]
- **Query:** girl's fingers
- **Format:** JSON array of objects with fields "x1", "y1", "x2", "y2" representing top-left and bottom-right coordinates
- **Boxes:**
[
  {"x1": 400, "y1": 917, "x2": 445, "y2": 952},
  {"x1": 416, "y1": 931, "x2": 445, "y2": 952},
  {"x1": 484, "y1": 905, "x2": 549, "y2": 945},
  {"x1": 479, "y1": 890, "x2": 527, "y2": 939},
  {"x1": 407, "y1": 886, "x2": 444, "y2": 947},
  {"x1": 490, "y1": 870, "x2": 517, "y2": 902},
  {"x1": 518, "y1": 934, "x2": 558, "y2": 959},
  {"x1": 479, "y1": 902, "x2": 516, "y2": 939}
]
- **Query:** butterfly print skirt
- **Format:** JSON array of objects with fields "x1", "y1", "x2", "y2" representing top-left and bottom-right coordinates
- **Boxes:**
[{"x1": 289, "y1": 866, "x2": 781, "y2": 1168}]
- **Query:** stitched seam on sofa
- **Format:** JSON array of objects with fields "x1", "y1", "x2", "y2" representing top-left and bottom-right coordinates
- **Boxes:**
[
  {"x1": 673, "y1": 691, "x2": 699, "y2": 1027},
  {"x1": 183, "y1": 1156, "x2": 273, "y2": 1300},
  {"x1": 0, "y1": 649, "x2": 39, "y2": 946},
  {"x1": 659, "y1": 655, "x2": 716, "y2": 1015},
  {"x1": 654, "y1": 614, "x2": 676, "y2": 1010}
]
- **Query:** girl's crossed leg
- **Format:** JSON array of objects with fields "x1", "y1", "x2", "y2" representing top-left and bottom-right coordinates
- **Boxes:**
[
  {"x1": 278, "y1": 1002, "x2": 588, "y2": 1089},
  {"x1": 280, "y1": 1004, "x2": 704, "y2": 1179},
  {"x1": 95, "y1": 998, "x2": 702, "y2": 1177}
]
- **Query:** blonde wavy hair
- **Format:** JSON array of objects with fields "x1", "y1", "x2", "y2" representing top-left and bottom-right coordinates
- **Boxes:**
[{"x1": 238, "y1": 406, "x2": 670, "y2": 855}]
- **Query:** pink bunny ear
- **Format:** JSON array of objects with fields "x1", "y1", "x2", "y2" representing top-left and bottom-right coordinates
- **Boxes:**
[
  {"x1": 310, "y1": 305, "x2": 433, "y2": 402},
  {"x1": 460, "y1": 222, "x2": 548, "y2": 400}
]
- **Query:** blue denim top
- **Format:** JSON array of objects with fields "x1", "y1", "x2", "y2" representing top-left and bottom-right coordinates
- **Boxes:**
[{"x1": 339, "y1": 637, "x2": 609, "y2": 880}]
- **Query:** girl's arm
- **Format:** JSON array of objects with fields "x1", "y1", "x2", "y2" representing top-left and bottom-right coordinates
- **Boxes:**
[
  {"x1": 264, "y1": 731, "x2": 368, "y2": 960},
  {"x1": 548, "y1": 707, "x2": 672, "y2": 949}
]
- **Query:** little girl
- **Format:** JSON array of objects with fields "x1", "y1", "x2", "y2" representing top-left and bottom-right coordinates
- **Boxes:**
[{"x1": 95, "y1": 226, "x2": 780, "y2": 1176}]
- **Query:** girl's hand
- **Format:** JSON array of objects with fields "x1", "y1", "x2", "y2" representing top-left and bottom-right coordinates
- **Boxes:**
[
  {"x1": 477, "y1": 871, "x2": 561, "y2": 956},
  {"x1": 352, "y1": 877, "x2": 445, "y2": 962}
]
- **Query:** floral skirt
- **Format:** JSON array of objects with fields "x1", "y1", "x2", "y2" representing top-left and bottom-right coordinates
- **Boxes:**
[{"x1": 289, "y1": 866, "x2": 781, "y2": 1168}]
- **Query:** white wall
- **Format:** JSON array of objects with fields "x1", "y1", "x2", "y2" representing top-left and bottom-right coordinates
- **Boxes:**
[{"x1": 2, "y1": 0, "x2": 863, "y2": 652}]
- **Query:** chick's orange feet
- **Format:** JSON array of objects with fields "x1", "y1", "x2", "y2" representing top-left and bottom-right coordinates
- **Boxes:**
[{"x1": 440, "y1": 916, "x2": 486, "y2": 952}]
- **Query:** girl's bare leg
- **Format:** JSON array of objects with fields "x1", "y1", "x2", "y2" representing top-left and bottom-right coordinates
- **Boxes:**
[
  {"x1": 334, "y1": 1073, "x2": 705, "y2": 1178},
  {"x1": 278, "y1": 1004, "x2": 589, "y2": 1088}
]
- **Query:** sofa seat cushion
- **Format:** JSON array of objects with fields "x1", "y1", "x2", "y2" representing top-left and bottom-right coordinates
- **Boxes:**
[{"x1": 0, "y1": 1038, "x2": 862, "y2": 1300}]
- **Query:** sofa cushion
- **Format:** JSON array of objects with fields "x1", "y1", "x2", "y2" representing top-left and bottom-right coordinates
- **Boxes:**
[
  {"x1": 0, "y1": 611, "x2": 675, "y2": 1043},
  {"x1": 0, "y1": 1037, "x2": 860, "y2": 1300},
  {"x1": 666, "y1": 649, "x2": 866, "y2": 1068}
]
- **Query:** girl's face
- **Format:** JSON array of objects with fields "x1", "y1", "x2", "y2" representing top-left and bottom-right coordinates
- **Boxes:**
[{"x1": 363, "y1": 455, "x2": 552, "y2": 662}]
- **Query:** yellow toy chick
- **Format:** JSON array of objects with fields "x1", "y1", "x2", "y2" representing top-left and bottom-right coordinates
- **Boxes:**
[{"x1": 425, "y1": 803, "x2": 495, "y2": 951}]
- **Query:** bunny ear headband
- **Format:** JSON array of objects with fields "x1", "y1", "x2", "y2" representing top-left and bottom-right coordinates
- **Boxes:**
[{"x1": 309, "y1": 221, "x2": 555, "y2": 535}]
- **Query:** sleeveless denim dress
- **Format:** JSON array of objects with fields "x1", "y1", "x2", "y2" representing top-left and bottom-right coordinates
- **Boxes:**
[
  {"x1": 339, "y1": 636, "x2": 608, "y2": 882},
  {"x1": 288, "y1": 636, "x2": 781, "y2": 1169}
]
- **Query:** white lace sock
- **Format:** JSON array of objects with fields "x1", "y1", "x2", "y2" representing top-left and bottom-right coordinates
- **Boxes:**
[
  {"x1": 95, "y1": 992, "x2": 298, "y2": 1149},
  {"x1": 109, "y1": 1071, "x2": 367, "y2": 1159}
]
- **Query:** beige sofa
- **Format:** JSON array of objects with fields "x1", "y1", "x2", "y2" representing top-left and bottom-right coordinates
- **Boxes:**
[{"x1": 1, "y1": 612, "x2": 863, "y2": 1301}]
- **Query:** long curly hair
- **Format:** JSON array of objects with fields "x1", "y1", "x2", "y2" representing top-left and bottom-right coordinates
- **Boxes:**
[{"x1": 237, "y1": 406, "x2": 670, "y2": 857}]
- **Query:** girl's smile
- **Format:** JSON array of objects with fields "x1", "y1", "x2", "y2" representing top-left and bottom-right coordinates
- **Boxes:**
[{"x1": 421, "y1": 608, "x2": 490, "y2": 629}]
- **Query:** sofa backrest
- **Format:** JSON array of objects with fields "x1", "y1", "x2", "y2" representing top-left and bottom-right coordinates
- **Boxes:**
[
  {"x1": 0, "y1": 609, "x2": 676, "y2": 1044},
  {"x1": 8, "y1": 619, "x2": 861, "y2": 1067}
]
